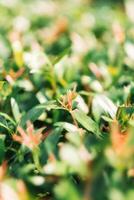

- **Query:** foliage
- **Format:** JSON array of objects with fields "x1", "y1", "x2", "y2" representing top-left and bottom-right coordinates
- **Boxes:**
[{"x1": 1, "y1": 0, "x2": 134, "y2": 199}]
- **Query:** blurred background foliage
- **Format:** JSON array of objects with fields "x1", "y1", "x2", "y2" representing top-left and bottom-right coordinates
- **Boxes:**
[{"x1": 1, "y1": 0, "x2": 134, "y2": 200}]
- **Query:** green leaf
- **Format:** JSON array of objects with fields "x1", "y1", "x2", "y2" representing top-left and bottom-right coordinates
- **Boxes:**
[
  {"x1": 0, "y1": 134, "x2": 5, "y2": 164},
  {"x1": 40, "y1": 127, "x2": 62, "y2": 164},
  {"x1": 55, "y1": 122, "x2": 78, "y2": 133},
  {"x1": 116, "y1": 105, "x2": 134, "y2": 126},
  {"x1": 0, "y1": 112, "x2": 16, "y2": 135},
  {"x1": 11, "y1": 97, "x2": 21, "y2": 123},
  {"x1": 53, "y1": 48, "x2": 70, "y2": 65},
  {"x1": 44, "y1": 127, "x2": 62, "y2": 155},
  {"x1": 0, "y1": 112, "x2": 16, "y2": 126},
  {"x1": 0, "y1": 122, "x2": 11, "y2": 132},
  {"x1": 73, "y1": 109, "x2": 101, "y2": 136},
  {"x1": 54, "y1": 180, "x2": 81, "y2": 200},
  {"x1": 28, "y1": 175, "x2": 44, "y2": 186},
  {"x1": 0, "y1": 81, "x2": 12, "y2": 99},
  {"x1": 0, "y1": 117, "x2": 15, "y2": 135},
  {"x1": 101, "y1": 115, "x2": 113, "y2": 122},
  {"x1": 20, "y1": 101, "x2": 58, "y2": 127}
]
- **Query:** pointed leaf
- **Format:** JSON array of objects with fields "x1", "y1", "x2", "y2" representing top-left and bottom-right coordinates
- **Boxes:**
[{"x1": 73, "y1": 109, "x2": 101, "y2": 136}]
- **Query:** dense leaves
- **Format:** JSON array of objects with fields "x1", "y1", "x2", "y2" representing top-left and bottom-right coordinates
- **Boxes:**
[{"x1": 1, "y1": 0, "x2": 134, "y2": 200}]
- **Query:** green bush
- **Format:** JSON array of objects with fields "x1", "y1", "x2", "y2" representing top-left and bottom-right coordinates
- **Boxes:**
[{"x1": 1, "y1": 0, "x2": 134, "y2": 199}]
